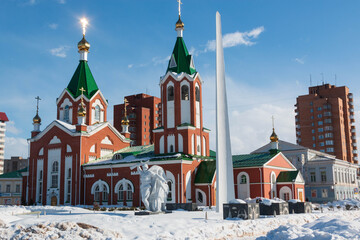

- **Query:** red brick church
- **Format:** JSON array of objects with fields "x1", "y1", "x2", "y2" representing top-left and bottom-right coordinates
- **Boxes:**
[{"x1": 23, "y1": 13, "x2": 304, "y2": 207}]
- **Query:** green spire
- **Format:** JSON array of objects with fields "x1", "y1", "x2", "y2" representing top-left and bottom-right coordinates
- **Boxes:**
[
  {"x1": 166, "y1": 37, "x2": 196, "y2": 75},
  {"x1": 66, "y1": 60, "x2": 99, "y2": 99}
]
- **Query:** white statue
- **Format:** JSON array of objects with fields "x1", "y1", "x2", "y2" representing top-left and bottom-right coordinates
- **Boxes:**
[{"x1": 135, "y1": 163, "x2": 169, "y2": 212}]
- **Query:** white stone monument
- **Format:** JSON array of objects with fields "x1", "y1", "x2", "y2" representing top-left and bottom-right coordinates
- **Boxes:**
[
  {"x1": 215, "y1": 11, "x2": 235, "y2": 213},
  {"x1": 135, "y1": 163, "x2": 169, "y2": 212}
]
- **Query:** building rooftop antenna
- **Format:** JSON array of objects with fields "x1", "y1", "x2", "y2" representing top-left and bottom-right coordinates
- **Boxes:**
[
  {"x1": 321, "y1": 73, "x2": 324, "y2": 85},
  {"x1": 310, "y1": 74, "x2": 312, "y2": 86},
  {"x1": 335, "y1": 74, "x2": 337, "y2": 86}
]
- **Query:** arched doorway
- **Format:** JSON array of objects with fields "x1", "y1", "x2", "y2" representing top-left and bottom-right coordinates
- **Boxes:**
[
  {"x1": 279, "y1": 186, "x2": 292, "y2": 201},
  {"x1": 237, "y1": 172, "x2": 250, "y2": 199},
  {"x1": 51, "y1": 196, "x2": 57, "y2": 206}
]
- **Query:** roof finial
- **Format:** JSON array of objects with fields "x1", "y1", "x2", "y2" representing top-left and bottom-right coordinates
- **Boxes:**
[
  {"x1": 175, "y1": 0, "x2": 184, "y2": 37},
  {"x1": 33, "y1": 96, "x2": 42, "y2": 124},
  {"x1": 270, "y1": 115, "x2": 278, "y2": 143},
  {"x1": 78, "y1": 18, "x2": 90, "y2": 60},
  {"x1": 121, "y1": 98, "x2": 130, "y2": 126}
]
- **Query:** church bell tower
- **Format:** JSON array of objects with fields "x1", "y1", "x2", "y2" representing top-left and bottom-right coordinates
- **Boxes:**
[{"x1": 154, "y1": 2, "x2": 210, "y2": 156}]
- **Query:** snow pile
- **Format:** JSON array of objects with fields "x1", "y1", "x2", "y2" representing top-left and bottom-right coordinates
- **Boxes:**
[
  {"x1": 0, "y1": 205, "x2": 31, "y2": 223},
  {"x1": 0, "y1": 221, "x2": 121, "y2": 240},
  {"x1": 245, "y1": 197, "x2": 285, "y2": 206},
  {"x1": 261, "y1": 213, "x2": 360, "y2": 240},
  {"x1": 326, "y1": 198, "x2": 360, "y2": 208},
  {"x1": 229, "y1": 199, "x2": 246, "y2": 204},
  {"x1": 288, "y1": 199, "x2": 301, "y2": 204}
]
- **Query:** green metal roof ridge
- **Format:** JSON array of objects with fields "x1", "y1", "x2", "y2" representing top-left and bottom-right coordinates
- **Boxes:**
[
  {"x1": 67, "y1": 60, "x2": 99, "y2": 99},
  {"x1": 166, "y1": 37, "x2": 196, "y2": 75}
]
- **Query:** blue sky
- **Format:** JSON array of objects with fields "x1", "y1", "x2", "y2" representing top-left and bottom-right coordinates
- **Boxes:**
[{"x1": 2, "y1": 0, "x2": 360, "y2": 158}]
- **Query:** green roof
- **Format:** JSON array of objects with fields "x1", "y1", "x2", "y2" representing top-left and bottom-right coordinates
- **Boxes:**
[
  {"x1": 276, "y1": 171, "x2": 299, "y2": 182},
  {"x1": 0, "y1": 168, "x2": 27, "y2": 179},
  {"x1": 67, "y1": 60, "x2": 99, "y2": 99},
  {"x1": 194, "y1": 160, "x2": 216, "y2": 184},
  {"x1": 178, "y1": 123, "x2": 195, "y2": 128},
  {"x1": 232, "y1": 153, "x2": 277, "y2": 168},
  {"x1": 166, "y1": 37, "x2": 196, "y2": 75}
]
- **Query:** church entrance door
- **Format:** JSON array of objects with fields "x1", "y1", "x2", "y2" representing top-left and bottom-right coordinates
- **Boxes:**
[{"x1": 51, "y1": 196, "x2": 57, "y2": 206}]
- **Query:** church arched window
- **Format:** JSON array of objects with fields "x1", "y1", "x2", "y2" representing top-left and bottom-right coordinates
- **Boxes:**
[
  {"x1": 167, "y1": 180, "x2": 173, "y2": 201},
  {"x1": 51, "y1": 161, "x2": 59, "y2": 188},
  {"x1": 64, "y1": 105, "x2": 70, "y2": 122},
  {"x1": 195, "y1": 86, "x2": 200, "y2": 102},
  {"x1": 95, "y1": 105, "x2": 101, "y2": 122},
  {"x1": 170, "y1": 145, "x2": 174, "y2": 153},
  {"x1": 167, "y1": 86, "x2": 174, "y2": 101},
  {"x1": 241, "y1": 174, "x2": 247, "y2": 184},
  {"x1": 52, "y1": 161, "x2": 59, "y2": 172},
  {"x1": 181, "y1": 85, "x2": 189, "y2": 100}
]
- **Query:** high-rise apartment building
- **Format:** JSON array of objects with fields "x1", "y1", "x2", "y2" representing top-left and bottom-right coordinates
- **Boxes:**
[
  {"x1": 0, "y1": 112, "x2": 9, "y2": 174},
  {"x1": 295, "y1": 84, "x2": 357, "y2": 164},
  {"x1": 113, "y1": 93, "x2": 161, "y2": 146}
]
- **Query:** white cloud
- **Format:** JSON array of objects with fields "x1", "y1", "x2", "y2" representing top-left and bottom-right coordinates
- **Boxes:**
[
  {"x1": 202, "y1": 75, "x2": 297, "y2": 154},
  {"x1": 4, "y1": 137, "x2": 28, "y2": 159},
  {"x1": 294, "y1": 56, "x2": 306, "y2": 64},
  {"x1": 49, "y1": 46, "x2": 69, "y2": 58},
  {"x1": 57, "y1": 0, "x2": 66, "y2": 4},
  {"x1": 128, "y1": 64, "x2": 133, "y2": 69},
  {"x1": 5, "y1": 121, "x2": 21, "y2": 135},
  {"x1": 48, "y1": 23, "x2": 58, "y2": 30},
  {"x1": 152, "y1": 56, "x2": 170, "y2": 66},
  {"x1": 28, "y1": 0, "x2": 36, "y2": 5},
  {"x1": 205, "y1": 26, "x2": 265, "y2": 52}
]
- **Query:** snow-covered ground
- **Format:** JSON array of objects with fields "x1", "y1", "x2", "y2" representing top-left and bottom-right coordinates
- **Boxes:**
[{"x1": 1, "y1": 200, "x2": 360, "y2": 239}]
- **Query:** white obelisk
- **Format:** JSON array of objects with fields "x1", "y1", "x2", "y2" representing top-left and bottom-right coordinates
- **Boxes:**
[{"x1": 215, "y1": 12, "x2": 235, "y2": 213}]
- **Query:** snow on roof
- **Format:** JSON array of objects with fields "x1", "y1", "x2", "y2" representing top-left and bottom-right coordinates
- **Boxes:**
[
  {"x1": 55, "y1": 120, "x2": 107, "y2": 133},
  {"x1": 85, "y1": 144, "x2": 185, "y2": 166}
]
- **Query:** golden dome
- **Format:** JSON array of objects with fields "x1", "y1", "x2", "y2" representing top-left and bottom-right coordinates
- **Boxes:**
[
  {"x1": 270, "y1": 128, "x2": 278, "y2": 142},
  {"x1": 33, "y1": 113, "x2": 41, "y2": 124},
  {"x1": 78, "y1": 36, "x2": 90, "y2": 52},
  {"x1": 78, "y1": 103, "x2": 86, "y2": 117},
  {"x1": 121, "y1": 116, "x2": 129, "y2": 125},
  {"x1": 175, "y1": 15, "x2": 184, "y2": 29}
]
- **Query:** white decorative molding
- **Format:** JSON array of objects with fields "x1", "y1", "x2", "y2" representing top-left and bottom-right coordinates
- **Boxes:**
[
  {"x1": 90, "y1": 144, "x2": 96, "y2": 153},
  {"x1": 91, "y1": 179, "x2": 110, "y2": 194},
  {"x1": 49, "y1": 136, "x2": 61, "y2": 145},
  {"x1": 66, "y1": 145, "x2": 72, "y2": 153},
  {"x1": 84, "y1": 174, "x2": 94, "y2": 178},
  {"x1": 101, "y1": 136, "x2": 113, "y2": 145},
  {"x1": 39, "y1": 148, "x2": 44, "y2": 156},
  {"x1": 106, "y1": 172, "x2": 119, "y2": 177}
]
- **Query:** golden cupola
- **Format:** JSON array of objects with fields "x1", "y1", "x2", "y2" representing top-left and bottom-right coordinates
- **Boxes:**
[
  {"x1": 33, "y1": 113, "x2": 41, "y2": 124},
  {"x1": 78, "y1": 36, "x2": 90, "y2": 52},
  {"x1": 175, "y1": 15, "x2": 184, "y2": 29},
  {"x1": 78, "y1": 102, "x2": 86, "y2": 117},
  {"x1": 121, "y1": 116, "x2": 129, "y2": 125},
  {"x1": 270, "y1": 128, "x2": 278, "y2": 142}
]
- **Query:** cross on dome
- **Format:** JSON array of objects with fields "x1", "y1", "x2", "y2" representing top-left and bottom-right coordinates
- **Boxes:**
[
  {"x1": 177, "y1": 0, "x2": 182, "y2": 17},
  {"x1": 80, "y1": 18, "x2": 88, "y2": 36}
]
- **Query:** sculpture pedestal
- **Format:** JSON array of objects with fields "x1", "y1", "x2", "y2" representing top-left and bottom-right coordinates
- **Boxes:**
[{"x1": 134, "y1": 210, "x2": 172, "y2": 216}]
